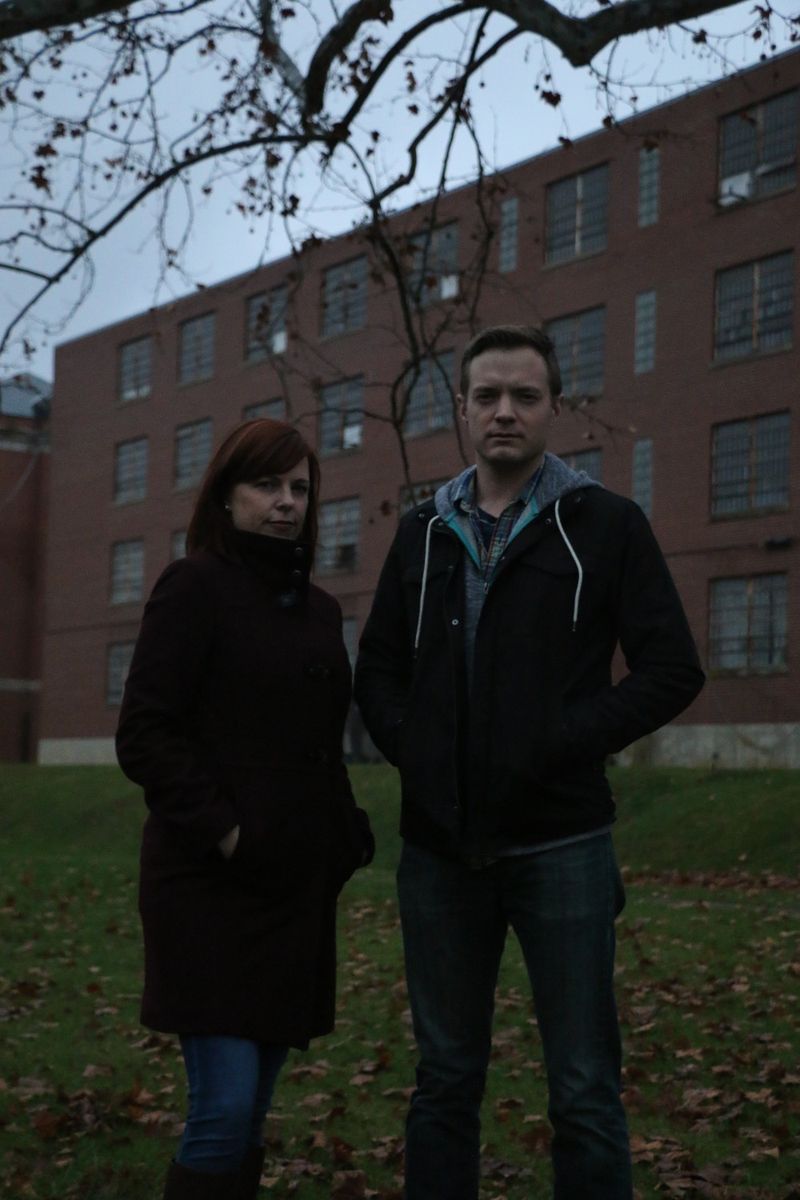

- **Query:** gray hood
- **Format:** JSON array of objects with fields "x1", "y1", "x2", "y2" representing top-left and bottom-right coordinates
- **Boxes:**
[{"x1": 433, "y1": 452, "x2": 599, "y2": 527}]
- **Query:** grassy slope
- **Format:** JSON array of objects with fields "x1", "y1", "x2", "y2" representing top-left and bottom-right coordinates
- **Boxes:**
[
  {"x1": 1, "y1": 763, "x2": 797, "y2": 876},
  {"x1": 0, "y1": 764, "x2": 798, "y2": 1199}
]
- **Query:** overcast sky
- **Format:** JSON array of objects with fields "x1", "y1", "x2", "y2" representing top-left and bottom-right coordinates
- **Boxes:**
[{"x1": 1, "y1": 1, "x2": 796, "y2": 382}]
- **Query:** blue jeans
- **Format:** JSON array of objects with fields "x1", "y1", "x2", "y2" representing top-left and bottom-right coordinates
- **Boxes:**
[
  {"x1": 397, "y1": 834, "x2": 632, "y2": 1200},
  {"x1": 177, "y1": 1035, "x2": 289, "y2": 1174}
]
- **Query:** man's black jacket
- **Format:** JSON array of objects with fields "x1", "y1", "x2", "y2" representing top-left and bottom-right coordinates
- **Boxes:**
[{"x1": 354, "y1": 483, "x2": 705, "y2": 862}]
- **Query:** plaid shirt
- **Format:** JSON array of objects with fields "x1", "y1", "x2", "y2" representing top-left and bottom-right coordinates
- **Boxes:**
[{"x1": 453, "y1": 465, "x2": 543, "y2": 583}]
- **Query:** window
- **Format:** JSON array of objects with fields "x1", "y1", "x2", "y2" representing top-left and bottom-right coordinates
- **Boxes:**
[
  {"x1": 634, "y1": 290, "x2": 657, "y2": 374},
  {"x1": 321, "y1": 257, "x2": 367, "y2": 337},
  {"x1": 547, "y1": 307, "x2": 605, "y2": 398},
  {"x1": 498, "y1": 196, "x2": 518, "y2": 273},
  {"x1": 246, "y1": 287, "x2": 288, "y2": 359},
  {"x1": 403, "y1": 352, "x2": 454, "y2": 437},
  {"x1": 171, "y1": 530, "x2": 187, "y2": 561},
  {"x1": 545, "y1": 164, "x2": 608, "y2": 264},
  {"x1": 319, "y1": 377, "x2": 364, "y2": 455},
  {"x1": 114, "y1": 437, "x2": 148, "y2": 504},
  {"x1": 174, "y1": 419, "x2": 213, "y2": 491},
  {"x1": 709, "y1": 574, "x2": 787, "y2": 672},
  {"x1": 714, "y1": 252, "x2": 793, "y2": 361},
  {"x1": 719, "y1": 89, "x2": 798, "y2": 205},
  {"x1": 409, "y1": 224, "x2": 458, "y2": 305},
  {"x1": 179, "y1": 313, "x2": 215, "y2": 384},
  {"x1": 711, "y1": 412, "x2": 790, "y2": 517},
  {"x1": 243, "y1": 398, "x2": 286, "y2": 421},
  {"x1": 110, "y1": 539, "x2": 144, "y2": 604},
  {"x1": 106, "y1": 642, "x2": 135, "y2": 706},
  {"x1": 400, "y1": 478, "x2": 449, "y2": 514},
  {"x1": 118, "y1": 336, "x2": 152, "y2": 402},
  {"x1": 318, "y1": 498, "x2": 360, "y2": 574},
  {"x1": 562, "y1": 447, "x2": 603, "y2": 481},
  {"x1": 632, "y1": 438, "x2": 653, "y2": 517},
  {"x1": 638, "y1": 147, "x2": 660, "y2": 227}
]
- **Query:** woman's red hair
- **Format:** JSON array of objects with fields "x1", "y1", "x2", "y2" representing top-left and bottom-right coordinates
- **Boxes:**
[{"x1": 187, "y1": 419, "x2": 320, "y2": 561}]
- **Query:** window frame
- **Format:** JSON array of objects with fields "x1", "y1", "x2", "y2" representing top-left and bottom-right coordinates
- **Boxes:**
[
  {"x1": 708, "y1": 573, "x2": 788, "y2": 675},
  {"x1": 245, "y1": 286, "x2": 288, "y2": 360},
  {"x1": 113, "y1": 436, "x2": 148, "y2": 505},
  {"x1": 118, "y1": 336, "x2": 152, "y2": 403},
  {"x1": 546, "y1": 306, "x2": 606, "y2": 400},
  {"x1": 174, "y1": 418, "x2": 213, "y2": 492},
  {"x1": 178, "y1": 312, "x2": 216, "y2": 385},
  {"x1": 714, "y1": 251, "x2": 794, "y2": 362},
  {"x1": 321, "y1": 256, "x2": 368, "y2": 338},
  {"x1": 710, "y1": 411, "x2": 790, "y2": 518},
  {"x1": 317, "y1": 497, "x2": 361, "y2": 575},
  {"x1": 109, "y1": 538, "x2": 145, "y2": 605},
  {"x1": 545, "y1": 163, "x2": 609, "y2": 265},
  {"x1": 319, "y1": 376, "x2": 364, "y2": 456}
]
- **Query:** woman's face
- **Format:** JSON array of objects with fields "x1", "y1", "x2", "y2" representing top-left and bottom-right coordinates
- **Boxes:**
[{"x1": 227, "y1": 459, "x2": 311, "y2": 539}]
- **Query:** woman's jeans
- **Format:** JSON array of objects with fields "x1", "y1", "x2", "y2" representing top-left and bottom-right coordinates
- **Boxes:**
[
  {"x1": 176, "y1": 1035, "x2": 289, "y2": 1174},
  {"x1": 397, "y1": 833, "x2": 632, "y2": 1200}
]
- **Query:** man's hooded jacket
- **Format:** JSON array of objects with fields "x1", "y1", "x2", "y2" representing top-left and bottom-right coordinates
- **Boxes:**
[{"x1": 354, "y1": 454, "x2": 705, "y2": 863}]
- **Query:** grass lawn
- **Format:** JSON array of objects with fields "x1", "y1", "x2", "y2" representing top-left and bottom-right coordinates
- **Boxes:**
[{"x1": 0, "y1": 764, "x2": 798, "y2": 1199}]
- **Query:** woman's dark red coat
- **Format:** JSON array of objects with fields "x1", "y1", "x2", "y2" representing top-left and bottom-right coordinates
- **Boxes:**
[{"x1": 116, "y1": 532, "x2": 373, "y2": 1049}]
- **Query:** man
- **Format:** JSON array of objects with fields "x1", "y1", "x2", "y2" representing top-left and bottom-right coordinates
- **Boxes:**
[{"x1": 354, "y1": 325, "x2": 704, "y2": 1200}]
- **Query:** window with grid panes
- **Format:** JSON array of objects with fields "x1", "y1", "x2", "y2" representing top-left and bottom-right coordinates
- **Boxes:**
[
  {"x1": 246, "y1": 287, "x2": 288, "y2": 359},
  {"x1": 546, "y1": 307, "x2": 605, "y2": 398},
  {"x1": 319, "y1": 377, "x2": 364, "y2": 455},
  {"x1": 714, "y1": 252, "x2": 793, "y2": 360},
  {"x1": 243, "y1": 398, "x2": 286, "y2": 421},
  {"x1": 118, "y1": 336, "x2": 152, "y2": 402},
  {"x1": 110, "y1": 539, "x2": 144, "y2": 604},
  {"x1": 638, "y1": 147, "x2": 660, "y2": 227},
  {"x1": 709, "y1": 574, "x2": 787, "y2": 672},
  {"x1": 321, "y1": 257, "x2": 367, "y2": 337},
  {"x1": 408, "y1": 224, "x2": 458, "y2": 305},
  {"x1": 114, "y1": 437, "x2": 148, "y2": 503},
  {"x1": 545, "y1": 164, "x2": 608, "y2": 264},
  {"x1": 632, "y1": 439, "x2": 653, "y2": 517},
  {"x1": 317, "y1": 498, "x2": 360, "y2": 574},
  {"x1": 107, "y1": 641, "x2": 135, "y2": 706},
  {"x1": 634, "y1": 291, "x2": 657, "y2": 374},
  {"x1": 498, "y1": 197, "x2": 518, "y2": 273},
  {"x1": 719, "y1": 90, "x2": 798, "y2": 204},
  {"x1": 562, "y1": 447, "x2": 603, "y2": 481},
  {"x1": 403, "y1": 352, "x2": 454, "y2": 437},
  {"x1": 711, "y1": 412, "x2": 790, "y2": 517},
  {"x1": 174, "y1": 419, "x2": 213, "y2": 490},
  {"x1": 179, "y1": 313, "x2": 215, "y2": 384}
]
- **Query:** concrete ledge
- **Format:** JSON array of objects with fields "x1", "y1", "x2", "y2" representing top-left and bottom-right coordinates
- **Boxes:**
[
  {"x1": 616, "y1": 723, "x2": 800, "y2": 769},
  {"x1": 38, "y1": 738, "x2": 117, "y2": 765}
]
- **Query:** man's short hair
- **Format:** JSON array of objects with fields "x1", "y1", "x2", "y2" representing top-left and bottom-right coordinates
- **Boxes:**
[{"x1": 459, "y1": 325, "x2": 562, "y2": 400}]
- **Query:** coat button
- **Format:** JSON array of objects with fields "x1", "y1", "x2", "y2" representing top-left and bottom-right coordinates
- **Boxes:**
[
  {"x1": 291, "y1": 569, "x2": 303, "y2": 582},
  {"x1": 451, "y1": 618, "x2": 459, "y2": 626},
  {"x1": 294, "y1": 545, "x2": 305, "y2": 558}
]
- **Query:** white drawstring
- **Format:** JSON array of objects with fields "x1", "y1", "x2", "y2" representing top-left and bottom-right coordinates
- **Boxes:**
[
  {"x1": 554, "y1": 497, "x2": 583, "y2": 631},
  {"x1": 414, "y1": 515, "x2": 438, "y2": 654}
]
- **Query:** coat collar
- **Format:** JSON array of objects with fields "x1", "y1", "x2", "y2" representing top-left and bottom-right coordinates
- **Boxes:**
[{"x1": 229, "y1": 529, "x2": 311, "y2": 606}]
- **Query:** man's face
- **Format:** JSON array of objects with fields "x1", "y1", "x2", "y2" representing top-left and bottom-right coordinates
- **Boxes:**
[{"x1": 458, "y1": 346, "x2": 560, "y2": 474}]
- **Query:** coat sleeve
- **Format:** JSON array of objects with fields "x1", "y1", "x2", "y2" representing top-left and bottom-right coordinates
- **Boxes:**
[
  {"x1": 115, "y1": 557, "x2": 239, "y2": 853},
  {"x1": 353, "y1": 529, "x2": 414, "y2": 765},
  {"x1": 558, "y1": 502, "x2": 705, "y2": 764}
]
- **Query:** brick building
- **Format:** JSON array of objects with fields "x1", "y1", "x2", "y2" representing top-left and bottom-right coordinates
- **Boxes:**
[
  {"x1": 0, "y1": 374, "x2": 50, "y2": 762},
  {"x1": 39, "y1": 50, "x2": 799, "y2": 766}
]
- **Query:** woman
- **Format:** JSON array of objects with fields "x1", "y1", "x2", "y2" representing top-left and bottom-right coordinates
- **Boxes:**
[{"x1": 116, "y1": 419, "x2": 374, "y2": 1200}]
